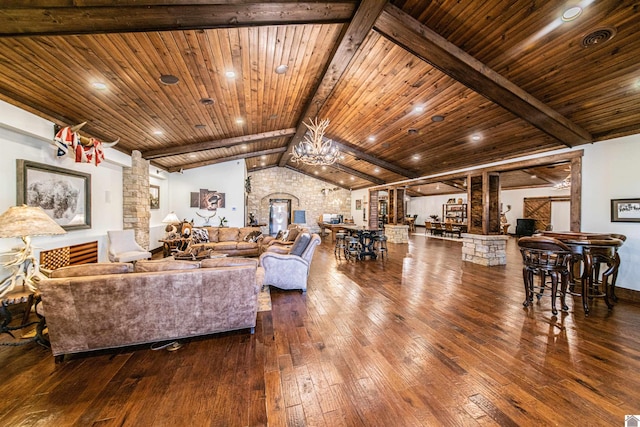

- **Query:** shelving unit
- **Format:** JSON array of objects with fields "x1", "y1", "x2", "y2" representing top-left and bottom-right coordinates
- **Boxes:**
[{"x1": 443, "y1": 203, "x2": 467, "y2": 223}]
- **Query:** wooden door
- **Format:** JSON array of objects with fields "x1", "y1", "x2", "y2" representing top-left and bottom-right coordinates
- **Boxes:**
[{"x1": 523, "y1": 198, "x2": 551, "y2": 232}]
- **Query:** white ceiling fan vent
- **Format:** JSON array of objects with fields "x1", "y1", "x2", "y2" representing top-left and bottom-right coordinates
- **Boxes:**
[{"x1": 581, "y1": 27, "x2": 616, "y2": 48}]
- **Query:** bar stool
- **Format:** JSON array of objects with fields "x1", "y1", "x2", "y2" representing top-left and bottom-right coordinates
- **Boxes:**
[
  {"x1": 592, "y1": 234, "x2": 625, "y2": 302},
  {"x1": 518, "y1": 236, "x2": 573, "y2": 315},
  {"x1": 373, "y1": 234, "x2": 388, "y2": 259},
  {"x1": 567, "y1": 237, "x2": 624, "y2": 312},
  {"x1": 345, "y1": 236, "x2": 361, "y2": 261},
  {"x1": 334, "y1": 233, "x2": 347, "y2": 259}
]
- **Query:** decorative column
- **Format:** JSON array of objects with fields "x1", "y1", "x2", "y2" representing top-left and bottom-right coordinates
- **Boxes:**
[
  {"x1": 462, "y1": 234, "x2": 508, "y2": 266},
  {"x1": 122, "y1": 150, "x2": 150, "y2": 249},
  {"x1": 384, "y1": 224, "x2": 409, "y2": 243}
]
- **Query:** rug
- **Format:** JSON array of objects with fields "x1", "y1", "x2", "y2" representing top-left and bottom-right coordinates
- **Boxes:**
[
  {"x1": 257, "y1": 285, "x2": 272, "y2": 312},
  {"x1": 412, "y1": 232, "x2": 464, "y2": 242}
]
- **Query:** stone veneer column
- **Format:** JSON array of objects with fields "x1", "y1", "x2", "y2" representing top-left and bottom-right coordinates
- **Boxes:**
[
  {"x1": 384, "y1": 224, "x2": 409, "y2": 243},
  {"x1": 461, "y1": 234, "x2": 508, "y2": 266},
  {"x1": 122, "y1": 150, "x2": 150, "y2": 249}
]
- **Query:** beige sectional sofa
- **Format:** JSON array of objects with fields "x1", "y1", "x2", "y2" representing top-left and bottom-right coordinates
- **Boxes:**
[
  {"x1": 189, "y1": 226, "x2": 263, "y2": 257},
  {"x1": 39, "y1": 257, "x2": 264, "y2": 358}
]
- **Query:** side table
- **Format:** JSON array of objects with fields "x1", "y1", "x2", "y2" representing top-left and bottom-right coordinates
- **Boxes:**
[
  {"x1": 159, "y1": 238, "x2": 191, "y2": 257},
  {"x1": 1, "y1": 289, "x2": 48, "y2": 347}
]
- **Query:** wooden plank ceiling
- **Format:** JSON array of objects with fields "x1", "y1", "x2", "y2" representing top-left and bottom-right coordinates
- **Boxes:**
[{"x1": 0, "y1": 0, "x2": 638, "y2": 195}]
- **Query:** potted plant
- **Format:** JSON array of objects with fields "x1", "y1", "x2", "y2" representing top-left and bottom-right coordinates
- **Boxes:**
[{"x1": 429, "y1": 214, "x2": 439, "y2": 222}]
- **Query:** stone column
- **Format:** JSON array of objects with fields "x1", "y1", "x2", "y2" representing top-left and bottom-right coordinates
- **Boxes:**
[
  {"x1": 462, "y1": 234, "x2": 508, "y2": 266},
  {"x1": 384, "y1": 224, "x2": 409, "y2": 243},
  {"x1": 122, "y1": 150, "x2": 150, "y2": 249}
]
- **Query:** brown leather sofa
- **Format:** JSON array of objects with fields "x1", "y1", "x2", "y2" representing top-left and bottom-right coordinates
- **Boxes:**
[
  {"x1": 189, "y1": 226, "x2": 263, "y2": 257},
  {"x1": 39, "y1": 257, "x2": 264, "y2": 358}
]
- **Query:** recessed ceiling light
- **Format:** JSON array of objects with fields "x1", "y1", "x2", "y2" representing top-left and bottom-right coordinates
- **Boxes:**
[
  {"x1": 225, "y1": 70, "x2": 236, "y2": 78},
  {"x1": 414, "y1": 106, "x2": 424, "y2": 113},
  {"x1": 350, "y1": 176, "x2": 355, "y2": 181},
  {"x1": 275, "y1": 65, "x2": 288, "y2": 74},
  {"x1": 236, "y1": 118, "x2": 244, "y2": 124},
  {"x1": 374, "y1": 167, "x2": 380, "y2": 173},
  {"x1": 562, "y1": 6, "x2": 582, "y2": 22},
  {"x1": 431, "y1": 115, "x2": 444, "y2": 122},
  {"x1": 471, "y1": 134, "x2": 482, "y2": 141},
  {"x1": 241, "y1": 144, "x2": 248, "y2": 150},
  {"x1": 159, "y1": 74, "x2": 179, "y2": 85},
  {"x1": 368, "y1": 136, "x2": 376, "y2": 142},
  {"x1": 261, "y1": 155, "x2": 266, "y2": 160},
  {"x1": 339, "y1": 155, "x2": 345, "y2": 160},
  {"x1": 200, "y1": 98, "x2": 214, "y2": 106},
  {"x1": 314, "y1": 171, "x2": 319, "y2": 175},
  {"x1": 340, "y1": 180, "x2": 344, "y2": 184},
  {"x1": 407, "y1": 128, "x2": 418, "y2": 135},
  {"x1": 531, "y1": 175, "x2": 537, "y2": 179},
  {"x1": 261, "y1": 162, "x2": 265, "y2": 166},
  {"x1": 195, "y1": 124, "x2": 206, "y2": 129},
  {"x1": 322, "y1": 166, "x2": 327, "y2": 171},
  {"x1": 189, "y1": 153, "x2": 197, "y2": 159},
  {"x1": 269, "y1": 114, "x2": 278, "y2": 120},
  {"x1": 91, "y1": 82, "x2": 107, "y2": 90},
  {"x1": 412, "y1": 154, "x2": 420, "y2": 160},
  {"x1": 153, "y1": 130, "x2": 163, "y2": 135}
]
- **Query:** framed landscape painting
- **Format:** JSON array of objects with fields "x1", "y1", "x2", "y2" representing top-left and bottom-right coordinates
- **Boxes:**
[
  {"x1": 17, "y1": 159, "x2": 91, "y2": 230},
  {"x1": 150, "y1": 185, "x2": 160, "y2": 210}
]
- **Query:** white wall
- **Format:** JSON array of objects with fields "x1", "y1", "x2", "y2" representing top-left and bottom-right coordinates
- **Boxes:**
[
  {"x1": 167, "y1": 160, "x2": 246, "y2": 228},
  {"x1": 407, "y1": 193, "x2": 467, "y2": 225},
  {"x1": 581, "y1": 134, "x2": 640, "y2": 291},
  {"x1": 0, "y1": 100, "x2": 125, "y2": 262},
  {"x1": 500, "y1": 187, "x2": 571, "y2": 234},
  {"x1": 350, "y1": 189, "x2": 368, "y2": 226}
]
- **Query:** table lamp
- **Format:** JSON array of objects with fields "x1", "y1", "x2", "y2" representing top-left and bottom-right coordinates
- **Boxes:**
[
  {"x1": 0, "y1": 205, "x2": 66, "y2": 297},
  {"x1": 162, "y1": 211, "x2": 181, "y2": 236}
]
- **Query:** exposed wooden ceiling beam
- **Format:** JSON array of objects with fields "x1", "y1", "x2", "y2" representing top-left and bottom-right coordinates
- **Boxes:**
[
  {"x1": 142, "y1": 128, "x2": 296, "y2": 160},
  {"x1": 374, "y1": 4, "x2": 592, "y2": 148},
  {"x1": 369, "y1": 150, "x2": 584, "y2": 190},
  {"x1": 280, "y1": 0, "x2": 388, "y2": 167},
  {"x1": 329, "y1": 163, "x2": 385, "y2": 185},
  {"x1": 521, "y1": 167, "x2": 562, "y2": 185},
  {"x1": 167, "y1": 147, "x2": 286, "y2": 173},
  {"x1": 333, "y1": 141, "x2": 420, "y2": 179},
  {"x1": 440, "y1": 179, "x2": 466, "y2": 191},
  {"x1": 0, "y1": 2, "x2": 357, "y2": 37}
]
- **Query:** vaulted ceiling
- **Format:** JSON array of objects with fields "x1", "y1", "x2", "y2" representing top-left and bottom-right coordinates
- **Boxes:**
[{"x1": 1, "y1": 1, "x2": 638, "y2": 195}]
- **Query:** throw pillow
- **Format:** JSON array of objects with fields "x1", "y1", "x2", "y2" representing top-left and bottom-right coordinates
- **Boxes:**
[
  {"x1": 275, "y1": 230, "x2": 284, "y2": 240},
  {"x1": 279, "y1": 229, "x2": 290, "y2": 241},
  {"x1": 289, "y1": 233, "x2": 311, "y2": 257},
  {"x1": 191, "y1": 227, "x2": 209, "y2": 244},
  {"x1": 243, "y1": 230, "x2": 263, "y2": 243},
  {"x1": 49, "y1": 262, "x2": 133, "y2": 278},
  {"x1": 134, "y1": 259, "x2": 201, "y2": 272},
  {"x1": 287, "y1": 227, "x2": 300, "y2": 242}
]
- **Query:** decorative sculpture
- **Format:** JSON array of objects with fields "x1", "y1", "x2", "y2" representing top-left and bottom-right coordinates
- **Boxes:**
[{"x1": 53, "y1": 122, "x2": 119, "y2": 166}]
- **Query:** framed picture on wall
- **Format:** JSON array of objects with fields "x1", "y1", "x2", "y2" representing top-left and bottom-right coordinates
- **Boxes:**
[
  {"x1": 16, "y1": 159, "x2": 91, "y2": 230},
  {"x1": 190, "y1": 192, "x2": 200, "y2": 208},
  {"x1": 150, "y1": 185, "x2": 160, "y2": 210},
  {"x1": 611, "y1": 198, "x2": 640, "y2": 222},
  {"x1": 355, "y1": 199, "x2": 362, "y2": 210}
]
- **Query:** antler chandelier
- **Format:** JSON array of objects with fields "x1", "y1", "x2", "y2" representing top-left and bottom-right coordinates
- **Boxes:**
[{"x1": 291, "y1": 117, "x2": 340, "y2": 166}]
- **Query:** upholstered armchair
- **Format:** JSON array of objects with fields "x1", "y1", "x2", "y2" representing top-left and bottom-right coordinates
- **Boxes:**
[
  {"x1": 259, "y1": 232, "x2": 320, "y2": 291},
  {"x1": 107, "y1": 229, "x2": 152, "y2": 263}
]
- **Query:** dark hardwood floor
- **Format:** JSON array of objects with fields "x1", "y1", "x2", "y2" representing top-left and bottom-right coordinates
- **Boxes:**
[{"x1": 2, "y1": 233, "x2": 640, "y2": 426}]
